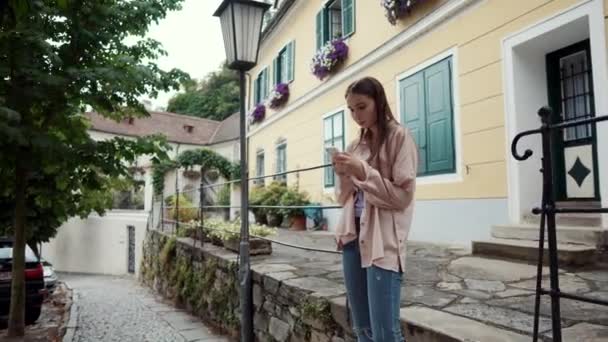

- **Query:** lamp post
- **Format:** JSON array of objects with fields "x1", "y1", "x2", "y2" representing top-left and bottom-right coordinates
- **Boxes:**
[{"x1": 214, "y1": 1, "x2": 270, "y2": 341}]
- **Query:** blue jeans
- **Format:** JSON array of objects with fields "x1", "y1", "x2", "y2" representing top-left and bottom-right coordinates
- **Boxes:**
[{"x1": 342, "y1": 238, "x2": 405, "y2": 342}]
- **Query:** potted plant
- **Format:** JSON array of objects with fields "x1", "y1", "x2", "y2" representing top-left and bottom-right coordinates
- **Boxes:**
[
  {"x1": 310, "y1": 38, "x2": 349, "y2": 80},
  {"x1": 249, "y1": 185, "x2": 268, "y2": 225},
  {"x1": 262, "y1": 182, "x2": 287, "y2": 227},
  {"x1": 279, "y1": 187, "x2": 311, "y2": 231},
  {"x1": 268, "y1": 83, "x2": 290, "y2": 109},
  {"x1": 205, "y1": 218, "x2": 276, "y2": 255}
]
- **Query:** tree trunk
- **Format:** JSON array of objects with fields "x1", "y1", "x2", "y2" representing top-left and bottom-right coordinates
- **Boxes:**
[{"x1": 8, "y1": 161, "x2": 27, "y2": 337}]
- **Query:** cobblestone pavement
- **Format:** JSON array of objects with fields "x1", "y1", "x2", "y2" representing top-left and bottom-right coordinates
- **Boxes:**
[{"x1": 61, "y1": 274, "x2": 230, "y2": 342}]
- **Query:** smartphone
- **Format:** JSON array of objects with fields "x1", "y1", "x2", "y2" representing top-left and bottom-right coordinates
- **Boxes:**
[{"x1": 325, "y1": 146, "x2": 341, "y2": 157}]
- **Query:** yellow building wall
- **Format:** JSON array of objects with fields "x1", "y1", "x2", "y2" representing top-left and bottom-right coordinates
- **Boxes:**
[{"x1": 248, "y1": 0, "x2": 600, "y2": 203}]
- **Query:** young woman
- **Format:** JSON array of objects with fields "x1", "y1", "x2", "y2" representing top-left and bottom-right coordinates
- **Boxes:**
[{"x1": 332, "y1": 77, "x2": 418, "y2": 342}]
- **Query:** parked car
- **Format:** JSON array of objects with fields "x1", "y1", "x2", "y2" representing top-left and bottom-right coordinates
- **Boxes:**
[
  {"x1": 0, "y1": 237, "x2": 46, "y2": 324},
  {"x1": 41, "y1": 259, "x2": 58, "y2": 294}
]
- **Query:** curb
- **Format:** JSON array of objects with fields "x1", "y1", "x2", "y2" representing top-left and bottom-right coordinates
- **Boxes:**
[{"x1": 62, "y1": 282, "x2": 78, "y2": 342}]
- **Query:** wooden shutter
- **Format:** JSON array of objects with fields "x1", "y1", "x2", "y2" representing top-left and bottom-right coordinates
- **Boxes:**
[
  {"x1": 287, "y1": 41, "x2": 295, "y2": 82},
  {"x1": 341, "y1": 0, "x2": 354, "y2": 37},
  {"x1": 400, "y1": 72, "x2": 427, "y2": 175},
  {"x1": 424, "y1": 58, "x2": 455, "y2": 174}
]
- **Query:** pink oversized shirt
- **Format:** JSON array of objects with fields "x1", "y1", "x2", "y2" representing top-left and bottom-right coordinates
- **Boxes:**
[{"x1": 335, "y1": 122, "x2": 417, "y2": 273}]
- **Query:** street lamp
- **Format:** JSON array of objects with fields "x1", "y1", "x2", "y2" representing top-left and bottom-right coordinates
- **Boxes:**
[{"x1": 214, "y1": 1, "x2": 270, "y2": 341}]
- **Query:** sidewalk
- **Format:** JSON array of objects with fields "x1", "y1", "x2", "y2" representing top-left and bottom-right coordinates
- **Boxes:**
[{"x1": 252, "y1": 229, "x2": 608, "y2": 341}]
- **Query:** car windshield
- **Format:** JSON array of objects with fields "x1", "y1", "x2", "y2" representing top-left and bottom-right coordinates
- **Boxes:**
[{"x1": 0, "y1": 241, "x2": 39, "y2": 262}]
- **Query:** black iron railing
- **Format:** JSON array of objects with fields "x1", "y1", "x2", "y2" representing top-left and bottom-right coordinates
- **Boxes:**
[{"x1": 511, "y1": 107, "x2": 608, "y2": 342}]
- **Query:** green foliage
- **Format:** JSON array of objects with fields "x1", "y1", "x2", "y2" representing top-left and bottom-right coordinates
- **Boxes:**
[
  {"x1": 152, "y1": 148, "x2": 239, "y2": 195},
  {"x1": 249, "y1": 185, "x2": 268, "y2": 224},
  {"x1": 0, "y1": 0, "x2": 184, "y2": 244},
  {"x1": 152, "y1": 159, "x2": 179, "y2": 195},
  {"x1": 216, "y1": 185, "x2": 231, "y2": 206},
  {"x1": 167, "y1": 62, "x2": 239, "y2": 120},
  {"x1": 278, "y1": 187, "x2": 311, "y2": 218},
  {"x1": 195, "y1": 218, "x2": 276, "y2": 242},
  {"x1": 165, "y1": 194, "x2": 198, "y2": 223},
  {"x1": 159, "y1": 237, "x2": 177, "y2": 270}
]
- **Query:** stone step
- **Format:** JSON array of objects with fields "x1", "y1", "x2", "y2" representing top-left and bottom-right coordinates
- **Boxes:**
[
  {"x1": 472, "y1": 238, "x2": 597, "y2": 266},
  {"x1": 492, "y1": 224, "x2": 606, "y2": 247},
  {"x1": 401, "y1": 306, "x2": 530, "y2": 342}
]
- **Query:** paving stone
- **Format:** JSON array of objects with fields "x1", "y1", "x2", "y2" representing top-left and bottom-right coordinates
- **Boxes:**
[
  {"x1": 453, "y1": 289, "x2": 492, "y2": 300},
  {"x1": 577, "y1": 271, "x2": 608, "y2": 283},
  {"x1": 460, "y1": 297, "x2": 480, "y2": 304},
  {"x1": 494, "y1": 289, "x2": 533, "y2": 298},
  {"x1": 401, "y1": 306, "x2": 530, "y2": 341},
  {"x1": 510, "y1": 274, "x2": 591, "y2": 294},
  {"x1": 444, "y1": 303, "x2": 552, "y2": 335},
  {"x1": 488, "y1": 294, "x2": 608, "y2": 324},
  {"x1": 179, "y1": 327, "x2": 215, "y2": 341},
  {"x1": 437, "y1": 282, "x2": 462, "y2": 291},
  {"x1": 465, "y1": 279, "x2": 506, "y2": 292},
  {"x1": 401, "y1": 285, "x2": 458, "y2": 307},
  {"x1": 545, "y1": 322, "x2": 608, "y2": 341},
  {"x1": 403, "y1": 257, "x2": 443, "y2": 284},
  {"x1": 448, "y1": 257, "x2": 552, "y2": 282}
]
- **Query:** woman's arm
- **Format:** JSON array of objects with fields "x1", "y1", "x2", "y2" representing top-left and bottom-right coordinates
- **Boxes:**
[{"x1": 351, "y1": 128, "x2": 417, "y2": 210}]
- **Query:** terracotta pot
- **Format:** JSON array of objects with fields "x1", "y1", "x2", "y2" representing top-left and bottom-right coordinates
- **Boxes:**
[{"x1": 289, "y1": 215, "x2": 306, "y2": 231}]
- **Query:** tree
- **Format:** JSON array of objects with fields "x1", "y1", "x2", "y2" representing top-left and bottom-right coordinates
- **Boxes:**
[
  {"x1": 0, "y1": 0, "x2": 188, "y2": 336},
  {"x1": 167, "y1": 62, "x2": 239, "y2": 120}
]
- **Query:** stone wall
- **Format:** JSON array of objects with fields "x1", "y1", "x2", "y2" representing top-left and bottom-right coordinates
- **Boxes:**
[{"x1": 140, "y1": 230, "x2": 353, "y2": 342}]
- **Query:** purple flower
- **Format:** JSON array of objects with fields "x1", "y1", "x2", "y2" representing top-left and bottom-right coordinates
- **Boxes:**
[
  {"x1": 250, "y1": 103, "x2": 266, "y2": 124},
  {"x1": 275, "y1": 83, "x2": 289, "y2": 96},
  {"x1": 269, "y1": 83, "x2": 290, "y2": 109},
  {"x1": 310, "y1": 38, "x2": 349, "y2": 80}
]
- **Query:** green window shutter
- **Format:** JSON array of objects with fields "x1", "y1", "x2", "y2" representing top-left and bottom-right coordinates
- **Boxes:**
[
  {"x1": 287, "y1": 41, "x2": 295, "y2": 82},
  {"x1": 400, "y1": 71, "x2": 427, "y2": 175},
  {"x1": 253, "y1": 76, "x2": 260, "y2": 104},
  {"x1": 424, "y1": 58, "x2": 455, "y2": 174},
  {"x1": 272, "y1": 57, "x2": 279, "y2": 86},
  {"x1": 262, "y1": 68, "x2": 269, "y2": 99},
  {"x1": 341, "y1": 0, "x2": 354, "y2": 37},
  {"x1": 316, "y1": 10, "x2": 325, "y2": 50}
]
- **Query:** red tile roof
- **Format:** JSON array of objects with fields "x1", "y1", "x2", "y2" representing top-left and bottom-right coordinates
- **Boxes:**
[{"x1": 86, "y1": 111, "x2": 229, "y2": 145}]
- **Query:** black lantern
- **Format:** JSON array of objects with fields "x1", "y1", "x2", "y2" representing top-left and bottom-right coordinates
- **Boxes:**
[{"x1": 214, "y1": 0, "x2": 271, "y2": 71}]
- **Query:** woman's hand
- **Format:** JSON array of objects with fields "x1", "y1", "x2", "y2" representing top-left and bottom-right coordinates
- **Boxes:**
[{"x1": 332, "y1": 152, "x2": 365, "y2": 181}]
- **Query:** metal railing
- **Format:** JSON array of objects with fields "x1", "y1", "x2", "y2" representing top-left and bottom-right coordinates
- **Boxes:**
[
  {"x1": 156, "y1": 162, "x2": 343, "y2": 254},
  {"x1": 511, "y1": 107, "x2": 608, "y2": 342}
]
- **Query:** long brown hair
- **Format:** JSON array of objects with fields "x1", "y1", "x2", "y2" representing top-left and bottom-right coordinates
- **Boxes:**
[{"x1": 345, "y1": 76, "x2": 396, "y2": 163}]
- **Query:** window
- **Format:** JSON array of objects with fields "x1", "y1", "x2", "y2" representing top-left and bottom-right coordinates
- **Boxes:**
[
  {"x1": 253, "y1": 67, "x2": 269, "y2": 105},
  {"x1": 316, "y1": 0, "x2": 355, "y2": 50},
  {"x1": 324, "y1": 111, "x2": 345, "y2": 188},
  {"x1": 255, "y1": 150, "x2": 265, "y2": 186},
  {"x1": 400, "y1": 57, "x2": 455, "y2": 176},
  {"x1": 274, "y1": 140, "x2": 287, "y2": 183},
  {"x1": 273, "y1": 41, "x2": 295, "y2": 85}
]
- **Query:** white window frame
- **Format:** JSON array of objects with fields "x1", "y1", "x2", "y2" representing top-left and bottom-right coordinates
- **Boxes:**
[{"x1": 322, "y1": 105, "x2": 349, "y2": 194}]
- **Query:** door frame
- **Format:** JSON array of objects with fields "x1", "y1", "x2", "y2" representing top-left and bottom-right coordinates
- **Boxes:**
[{"x1": 502, "y1": 0, "x2": 608, "y2": 224}]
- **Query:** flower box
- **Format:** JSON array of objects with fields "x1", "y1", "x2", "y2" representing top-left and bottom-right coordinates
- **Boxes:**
[
  {"x1": 249, "y1": 103, "x2": 266, "y2": 125},
  {"x1": 382, "y1": 0, "x2": 423, "y2": 25},
  {"x1": 311, "y1": 38, "x2": 349, "y2": 80},
  {"x1": 268, "y1": 83, "x2": 290, "y2": 109},
  {"x1": 223, "y1": 237, "x2": 272, "y2": 256}
]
